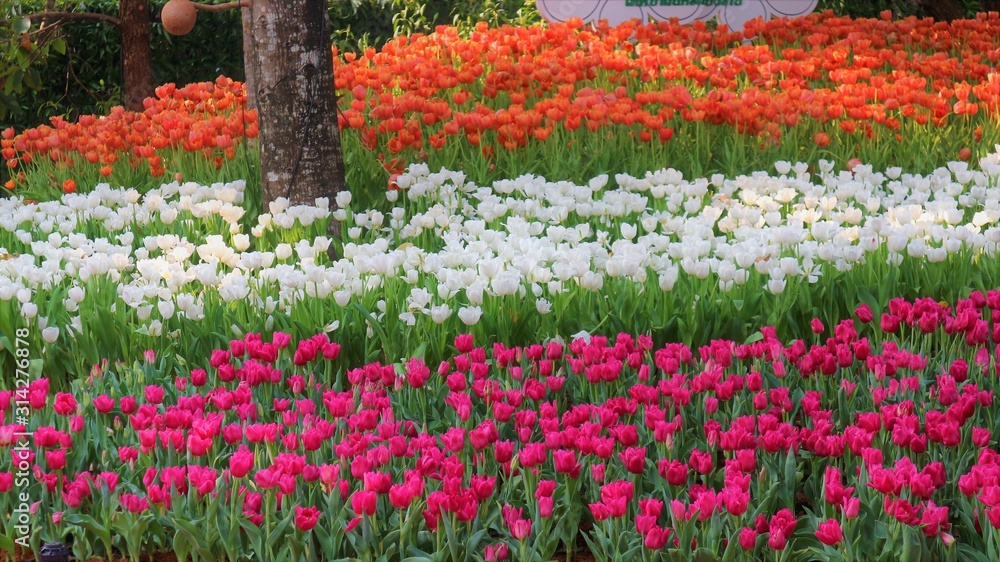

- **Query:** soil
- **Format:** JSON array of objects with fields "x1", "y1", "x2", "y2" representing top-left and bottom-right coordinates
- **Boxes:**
[{"x1": 1, "y1": 547, "x2": 178, "y2": 562}]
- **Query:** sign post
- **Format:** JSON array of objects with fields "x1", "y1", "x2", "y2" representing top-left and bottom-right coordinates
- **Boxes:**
[{"x1": 534, "y1": 0, "x2": 818, "y2": 31}]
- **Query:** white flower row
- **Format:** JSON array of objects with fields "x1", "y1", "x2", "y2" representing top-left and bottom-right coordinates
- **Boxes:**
[{"x1": 2, "y1": 151, "x2": 1000, "y2": 341}]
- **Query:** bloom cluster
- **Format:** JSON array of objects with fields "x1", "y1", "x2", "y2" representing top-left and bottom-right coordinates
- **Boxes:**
[{"x1": 3, "y1": 290, "x2": 1000, "y2": 560}]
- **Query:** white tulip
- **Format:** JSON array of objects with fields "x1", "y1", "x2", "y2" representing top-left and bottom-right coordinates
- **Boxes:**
[
  {"x1": 275, "y1": 244, "x2": 293, "y2": 260},
  {"x1": 21, "y1": 302, "x2": 37, "y2": 318},
  {"x1": 41, "y1": 327, "x2": 59, "y2": 344},
  {"x1": 233, "y1": 234, "x2": 251, "y2": 252},
  {"x1": 429, "y1": 304, "x2": 452, "y2": 324},
  {"x1": 458, "y1": 306, "x2": 482, "y2": 325},
  {"x1": 158, "y1": 300, "x2": 175, "y2": 320},
  {"x1": 68, "y1": 286, "x2": 85, "y2": 303},
  {"x1": 767, "y1": 278, "x2": 786, "y2": 294}
]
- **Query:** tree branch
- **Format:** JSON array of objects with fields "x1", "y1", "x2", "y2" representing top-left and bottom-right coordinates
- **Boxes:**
[
  {"x1": 193, "y1": 0, "x2": 250, "y2": 13},
  {"x1": 28, "y1": 12, "x2": 123, "y2": 30}
]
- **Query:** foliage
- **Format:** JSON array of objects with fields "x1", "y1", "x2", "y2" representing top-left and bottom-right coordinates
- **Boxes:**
[
  {"x1": 1, "y1": 0, "x2": 246, "y2": 131},
  {"x1": 0, "y1": 1, "x2": 68, "y2": 125}
]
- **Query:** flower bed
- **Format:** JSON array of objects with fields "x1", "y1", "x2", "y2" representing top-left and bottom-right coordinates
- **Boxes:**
[
  {"x1": 2, "y1": 291, "x2": 1000, "y2": 560},
  {"x1": 8, "y1": 12, "x2": 1000, "y2": 196},
  {"x1": 1, "y1": 154, "x2": 999, "y2": 382}
]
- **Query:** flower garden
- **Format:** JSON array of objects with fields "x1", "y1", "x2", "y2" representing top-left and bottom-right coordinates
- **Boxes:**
[{"x1": 5, "y1": 7, "x2": 1000, "y2": 562}]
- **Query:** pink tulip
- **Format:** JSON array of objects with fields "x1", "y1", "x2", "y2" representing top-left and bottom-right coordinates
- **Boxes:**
[
  {"x1": 294, "y1": 505, "x2": 320, "y2": 531},
  {"x1": 815, "y1": 518, "x2": 843, "y2": 546},
  {"x1": 351, "y1": 490, "x2": 377, "y2": 516}
]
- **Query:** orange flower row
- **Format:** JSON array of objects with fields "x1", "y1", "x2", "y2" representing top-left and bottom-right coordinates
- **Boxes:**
[
  {"x1": 6, "y1": 11, "x2": 1000, "y2": 186},
  {"x1": 3, "y1": 76, "x2": 255, "y2": 181}
]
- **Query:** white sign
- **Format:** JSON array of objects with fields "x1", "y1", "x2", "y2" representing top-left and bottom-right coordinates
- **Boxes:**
[{"x1": 534, "y1": 0, "x2": 819, "y2": 32}]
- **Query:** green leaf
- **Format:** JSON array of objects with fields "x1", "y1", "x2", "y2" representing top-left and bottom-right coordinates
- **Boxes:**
[
  {"x1": 51, "y1": 38, "x2": 66, "y2": 55},
  {"x1": 13, "y1": 17, "x2": 30, "y2": 34},
  {"x1": 783, "y1": 450, "x2": 797, "y2": 510},
  {"x1": 172, "y1": 518, "x2": 214, "y2": 560},
  {"x1": 266, "y1": 508, "x2": 295, "y2": 545},
  {"x1": 957, "y1": 544, "x2": 994, "y2": 562},
  {"x1": 691, "y1": 548, "x2": 719, "y2": 562},
  {"x1": 580, "y1": 532, "x2": 609, "y2": 562},
  {"x1": 5, "y1": 70, "x2": 23, "y2": 95},
  {"x1": 22, "y1": 68, "x2": 40, "y2": 90},
  {"x1": 0, "y1": 534, "x2": 14, "y2": 555},
  {"x1": 239, "y1": 517, "x2": 263, "y2": 548},
  {"x1": 172, "y1": 529, "x2": 192, "y2": 562}
]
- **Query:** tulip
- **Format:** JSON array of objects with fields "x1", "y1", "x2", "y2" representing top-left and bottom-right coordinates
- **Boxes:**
[
  {"x1": 815, "y1": 519, "x2": 843, "y2": 546},
  {"x1": 484, "y1": 543, "x2": 509, "y2": 562},
  {"x1": 351, "y1": 490, "x2": 377, "y2": 517},
  {"x1": 510, "y1": 518, "x2": 532, "y2": 541},
  {"x1": 739, "y1": 527, "x2": 757, "y2": 550},
  {"x1": 619, "y1": 446, "x2": 646, "y2": 475},
  {"x1": 553, "y1": 449, "x2": 581, "y2": 478},
  {"x1": 294, "y1": 505, "x2": 321, "y2": 531},
  {"x1": 230, "y1": 445, "x2": 254, "y2": 478},
  {"x1": 53, "y1": 393, "x2": 77, "y2": 415},
  {"x1": 93, "y1": 394, "x2": 115, "y2": 414},
  {"x1": 45, "y1": 449, "x2": 66, "y2": 471}
]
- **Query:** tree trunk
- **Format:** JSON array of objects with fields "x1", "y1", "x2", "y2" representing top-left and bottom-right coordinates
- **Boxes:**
[
  {"x1": 250, "y1": 0, "x2": 345, "y2": 237},
  {"x1": 120, "y1": 0, "x2": 153, "y2": 111},
  {"x1": 241, "y1": 6, "x2": 257, "y2": 111},
  {"x1": 982, "y1": 0, "x2": 1000, "y2": 13},
  {"x1": 913, "y1": 0, "x2": 966, "y2": 21}
]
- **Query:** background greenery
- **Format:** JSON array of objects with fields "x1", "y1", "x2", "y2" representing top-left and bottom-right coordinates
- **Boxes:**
[{"x1": 0, "y1": 0, "x2": 995, "y2": 130}]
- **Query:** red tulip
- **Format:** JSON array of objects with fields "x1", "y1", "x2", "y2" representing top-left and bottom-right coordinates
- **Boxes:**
[
  {"x1": 351, "y1": 490, "x2": 377, "y2": 516},
  {"x1": 619, "y1": 446, "x2": 646, "y2": 475},
  {"x1": 484, "y1": 543, "x2": 509, "y2": 562},
  {"x1": 230, "y1": 445, "x2": 254, "y2": 478},
  {"x1": 389, "y1": 483, "x2": 416, "y2": 509},
  {"x1": 190, "y1": 369, "x2": 207, "y2": 387},
  {"x1": 144, "y1": 385, "x2": 165, "y2": 405},
  {"x1": 855, "y1": 304, "x2": 874, "y2": 323},
  {"x1": 844, "y1": 497, "x2": 860, "y2": 519},
  {"x1": 553, "y1": 449, "x2": 581, "y2": 478},
  {"x1": 93, "y1": 394, "x2": 115, "y2": 414},
  {"x1": 510, "y1": 518, "x2": 532, "y2": 541},
  {"x1": 739, "y1": 527, "x2": 757, "y2": 550},
  {"x1": 363, "y1": 471, "x2": 392, "y2": 494},
  {"x1": 119, "y1": 494, "x2": 150, "y2": 514},
  {"x1": 188, "y1": 465, "x2": 217, "y2": 497},
  {"x1": 539, "y1": 497, "x2": 553, "y2": 518},
  {"x1": 644, "y1": 525, "x2": 670, "y2": 549},
  {"x1": 53, "y1": 393, "x2": 77, "y2": 416},
  {"x1": 455, "y1": 334, "x2": 474, "y2": 353},
  {"x1": 815, "y1": 518, "x2": 843, "y2": 546},
  {"x1": 45, "y1": 449, "x2": 66, "y2": 470},
  {"x1": 294, "y1": 505, "x2": 321, "y2": 531}
]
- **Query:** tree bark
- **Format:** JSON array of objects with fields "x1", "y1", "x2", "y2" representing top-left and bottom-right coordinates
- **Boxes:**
[
  {"x1": 981, "y1": 0, "x2": 1000, "y2": 13},
  {"x1": 120, "y1": 0, "x2": 153, "y2": 111},
  {"x1": 250, "y1": 0, "x2": 345, "y2": 240},
  {"x1": 913, "y1": 0, "x2": 966, "y2": 21}
]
